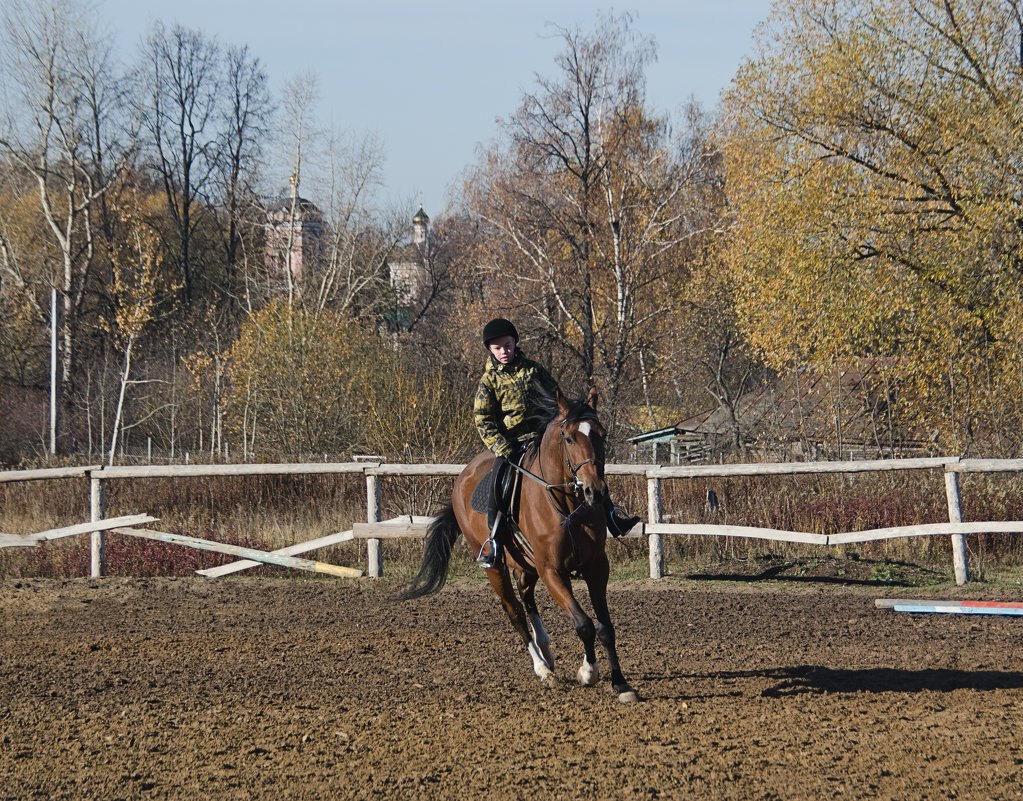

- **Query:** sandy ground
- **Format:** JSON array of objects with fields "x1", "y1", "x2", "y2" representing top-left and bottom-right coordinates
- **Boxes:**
[{"x1": 2, "y1": 575, "x2": 1022, "y2": 800}]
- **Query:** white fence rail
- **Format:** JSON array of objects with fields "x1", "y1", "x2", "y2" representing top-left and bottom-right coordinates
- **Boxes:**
[{"x1": 2, "y1": 456, "x2": 1021, "y2": 584}]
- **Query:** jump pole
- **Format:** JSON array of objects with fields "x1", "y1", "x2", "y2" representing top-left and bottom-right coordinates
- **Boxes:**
[
  {"x1": 876, "y1": 598, "x2": 1023, "y2": 616},
  {"x1": 30, "y1": 514, "x2": 159, "y2": 541},
  {"x1": 196, "y1": 529, "x2": 356, "y2": 578}
]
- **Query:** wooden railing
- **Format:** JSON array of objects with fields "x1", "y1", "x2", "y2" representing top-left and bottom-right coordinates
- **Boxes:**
[{"x1": 3, "y1": 456, "x2": 1023, "y2": 584}]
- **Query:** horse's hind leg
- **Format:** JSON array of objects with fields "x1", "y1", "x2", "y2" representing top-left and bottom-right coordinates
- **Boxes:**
[
  {"x1": 584, "y1": 557, "x2": 639, "y2": 703},
  {"x1": 486, "y1": 567, "x2": 554, "y2": 682},
  {"x1": 518, "y1": 573, "x2": 554, "y2": 668}
]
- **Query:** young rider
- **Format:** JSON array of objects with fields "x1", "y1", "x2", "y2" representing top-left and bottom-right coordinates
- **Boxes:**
[{"x1": 472, "y1": 317, "x2": 640, "y2": 565}]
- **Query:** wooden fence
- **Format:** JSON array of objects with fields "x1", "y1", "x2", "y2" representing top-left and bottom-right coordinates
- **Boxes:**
[{"x1": 3, "y1": 456, "x2": 1023, "y2": 584}]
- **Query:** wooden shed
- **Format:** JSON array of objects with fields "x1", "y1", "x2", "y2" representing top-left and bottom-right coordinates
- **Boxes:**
[{"x1": 627, "y1": 361, "x2": 931, "y2": 464}]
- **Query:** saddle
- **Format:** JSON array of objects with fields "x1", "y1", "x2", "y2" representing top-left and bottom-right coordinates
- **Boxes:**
[{"x1": 471, "y1": 454, "x2": 540, "y2": 568}]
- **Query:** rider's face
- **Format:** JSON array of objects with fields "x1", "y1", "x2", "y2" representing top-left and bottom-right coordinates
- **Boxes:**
[{"x1": 487, "y1": 335, "x2": 516, "y2": 364}]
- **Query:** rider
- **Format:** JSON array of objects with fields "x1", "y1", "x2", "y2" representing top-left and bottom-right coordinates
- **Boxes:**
[{"x1": 472, "y1": 317, "x2": 640, "y2": 566}]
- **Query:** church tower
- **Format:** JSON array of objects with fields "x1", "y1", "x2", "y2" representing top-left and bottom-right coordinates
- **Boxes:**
[{"x1": 412, "y1": 204, "x2": 430, "y2": 246}]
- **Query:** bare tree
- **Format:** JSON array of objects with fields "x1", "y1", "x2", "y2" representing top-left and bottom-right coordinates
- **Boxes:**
[
  {"x1": 315, "y1": 130, "x2": 407, "y2": 317},
  {"x1": 263, "y1": 79, "x2": 404, "y2": 319},
  {"x1": 389, "y1": 216, "x2": 459, "y2": 334},
  {"x1": 213, "y1": 44, "x2": 272, "y2": 302},
  {"x1": 137, "y1": 21, "x2": 221, "y2": 304},
  {"x1": 468, "y1": 13, "x2": 704, "y2": 431},
  {"x1": 0, "y1": 0, "x2": 133, "y2": 392},
  {"x1": 269, "y1": 71, "x2": 320, "y2": 309}
]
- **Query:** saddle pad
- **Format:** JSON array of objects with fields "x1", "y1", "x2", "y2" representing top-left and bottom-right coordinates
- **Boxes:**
[{"x1": 470, "y1": 470, "x2": 494, "y2": 514}]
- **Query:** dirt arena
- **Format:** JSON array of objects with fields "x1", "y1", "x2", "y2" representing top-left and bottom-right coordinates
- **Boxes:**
[{"x1": 2, "y1": 574, "x2": 1022, "y2": 800}]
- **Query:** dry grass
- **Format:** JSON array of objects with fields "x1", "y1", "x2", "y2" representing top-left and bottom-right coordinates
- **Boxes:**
[{"x1": 4, "y1": 466, "x2": 1023, "y2": 580}]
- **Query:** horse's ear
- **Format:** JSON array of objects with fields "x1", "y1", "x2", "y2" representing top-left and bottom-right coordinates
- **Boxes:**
[
  {"x1": 586, "y1": 387, "x2": 598, "y2": 411},
  {"x1": 556, "y1": 390, "x2": 571, "y2": 416}
]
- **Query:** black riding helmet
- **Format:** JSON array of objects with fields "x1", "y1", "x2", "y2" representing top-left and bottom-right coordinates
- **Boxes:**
[{"x1": 482, "y1": 317, "x2": 518, "y2": 347}]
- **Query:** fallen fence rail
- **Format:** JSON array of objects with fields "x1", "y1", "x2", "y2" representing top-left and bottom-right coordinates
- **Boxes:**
[
  {"x1": 196, "y1": 529, "x2": 357, "y2": 578},
  {"x1": 30, "y1": 514, "x2": 159, "y2": 542},
  {"x1": 114, "y1": 526, "x2": 363, "y2": 578},
  {"x1": 2, "y1": 456, "x2": 1021, "y2": 584}
]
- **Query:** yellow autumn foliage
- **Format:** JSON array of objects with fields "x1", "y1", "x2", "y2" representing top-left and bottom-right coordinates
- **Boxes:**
[
  {"x1": 722, "y1": 0, "x2": 1023, "y2": 454},
  {"x1": 221, "y1": 304, "x2": 477, "y2": 461}
]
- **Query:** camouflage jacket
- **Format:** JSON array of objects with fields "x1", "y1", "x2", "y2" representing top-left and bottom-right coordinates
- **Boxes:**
[{"x1": 473, "y1": 350, "x2": 560, "y2": 458}]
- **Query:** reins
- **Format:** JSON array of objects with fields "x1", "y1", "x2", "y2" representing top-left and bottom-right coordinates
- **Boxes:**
[{"x1": 504, "y1": 411, "x2": 602, "y2": 528}]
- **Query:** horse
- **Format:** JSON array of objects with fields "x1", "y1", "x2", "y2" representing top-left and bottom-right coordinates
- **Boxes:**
[{"x1": 399, "y1": 388, "x2": 639, "y2": 703}]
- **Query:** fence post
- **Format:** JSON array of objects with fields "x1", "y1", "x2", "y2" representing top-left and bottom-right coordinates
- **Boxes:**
[
  {"x1": 90, "y1": 474, "x2": 106, "y2": 578},
  {"x1": 944, "y1": 470, "x2": 969, "y2": 585},
  {"x1": 647, "y1": 474, "x2": 663, "y2": 579},
  {"x1": 366, "y1": 473, "x2": 382, "y2": 577}
]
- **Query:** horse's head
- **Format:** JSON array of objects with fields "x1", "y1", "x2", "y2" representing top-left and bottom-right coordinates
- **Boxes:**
[{"x1": 555, "y1": 388, "x2": 607, "y2": 508}]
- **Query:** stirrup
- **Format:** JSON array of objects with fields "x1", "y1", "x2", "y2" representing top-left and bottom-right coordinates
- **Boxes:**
[{"x1": 476, "y1": 538, "x2": 500, "y2": 568}]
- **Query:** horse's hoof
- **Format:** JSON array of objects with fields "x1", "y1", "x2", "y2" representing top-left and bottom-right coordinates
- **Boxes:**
[
  {"x1": 528, "y1": 642, "x2": 553, "y2": 680},
  {"x1": 577, "y1": 660, "x2": 598, "y2": 686},
  {"x1": 617, "y1": 690, "x2": 640, "y2": 704}
]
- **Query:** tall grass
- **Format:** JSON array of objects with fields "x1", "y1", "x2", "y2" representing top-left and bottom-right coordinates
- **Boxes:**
[
  {"x1": 601, "y1": 469, "x2": 1023, "y2": 579},
  {"x1": 4, "y1": 467, "x2": 1023, "y2": 579}
]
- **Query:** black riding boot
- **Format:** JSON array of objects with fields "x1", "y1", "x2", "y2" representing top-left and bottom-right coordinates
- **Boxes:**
[
  {"x1": 603, "y1": 494, "x2": 641, "y2": 538},
  {"x1": 478, "y1": 457, "x2": 508, "y2": 568}
]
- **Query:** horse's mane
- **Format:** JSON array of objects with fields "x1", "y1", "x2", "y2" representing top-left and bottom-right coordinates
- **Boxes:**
[{"x1": 522, "y1": 387, "x2": 596, "y2": 463}]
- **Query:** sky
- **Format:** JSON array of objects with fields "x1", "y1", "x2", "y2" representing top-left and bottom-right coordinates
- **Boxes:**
[{"x1": 100, "y1": 0, "x2": 776, "y2": 215}]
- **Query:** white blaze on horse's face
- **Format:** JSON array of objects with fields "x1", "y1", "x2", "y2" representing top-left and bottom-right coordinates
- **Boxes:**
[{"x1": 563, "y1": 415, "x2": 606, "y2": 507}]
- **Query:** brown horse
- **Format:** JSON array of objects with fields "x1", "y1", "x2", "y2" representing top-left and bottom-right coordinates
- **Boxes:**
[{"x1": 399, "y1": 389, "x2": 639, "y2": 703}]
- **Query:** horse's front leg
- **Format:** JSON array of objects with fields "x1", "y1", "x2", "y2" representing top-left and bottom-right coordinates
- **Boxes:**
[
  {"x1": 584, "y1": 556, "x2": 640, "y2": 703},
  {"x1": 539, "y1": 568, "x2": 600, "y2": 688},
  {"x1": 486, "y1": 566, "x2": 554, "y2": 682},
  {"x1": 518, "y1": 572, "x2": 554, "y2": 669}
]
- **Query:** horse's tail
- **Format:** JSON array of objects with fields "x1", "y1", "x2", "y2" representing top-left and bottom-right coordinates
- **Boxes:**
[{"x1": 397, "y1": 503, "x2": 461, "y2": 601}]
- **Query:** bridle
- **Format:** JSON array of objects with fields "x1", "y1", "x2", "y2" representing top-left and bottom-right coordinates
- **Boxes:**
[
  {"x1": 558, "y1": 415, "x2": 601, "y2": 485},
  {"x1": 506, "y1": 411, "x2": 604, "y2": 526}
]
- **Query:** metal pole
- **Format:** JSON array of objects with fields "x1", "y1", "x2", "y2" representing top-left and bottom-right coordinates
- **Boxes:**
[{"x1": 50, "y1": 287, "x2": 58, "y2": 455}]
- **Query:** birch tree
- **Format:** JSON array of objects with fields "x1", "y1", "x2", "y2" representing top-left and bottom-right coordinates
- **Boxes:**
[
  {"x1": 102, "y1": 196, "x2": 175, "y2": 464},
  {"x1": 265, "y1": 81, "x2": 405, "y2": 320},
  {"x1": 269, "y1": 71, "x2": 319, "y2": 309},
  {"x1": 0, "y1": 0, "x2": 133, "y2": 389},
  {"x1": 313, "y1": 130, "x2": 404, "y2": 318}
]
